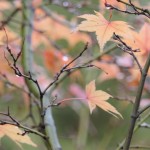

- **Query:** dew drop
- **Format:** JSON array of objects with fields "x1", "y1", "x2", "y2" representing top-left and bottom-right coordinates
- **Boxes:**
[
  {"x1": 105, "y1": 3, "x2": 112, "y2": 10},
  {"x1": 16, "y1": 74, "x2": 20, "y2": 77},
  {"x1": 62, "y1": 56, "x2": 69, "y2": 62},
  {"x1": 106, "y1": 6, "x2": 111, "y2": 10}
]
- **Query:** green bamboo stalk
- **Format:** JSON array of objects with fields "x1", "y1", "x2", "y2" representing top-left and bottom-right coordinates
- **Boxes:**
[
  {"x1": 21, "y1": 1, "x2": 61, "y2": 150},
  {"x1": 21, "y1": 1, "x2": 39, "y2": 98}
]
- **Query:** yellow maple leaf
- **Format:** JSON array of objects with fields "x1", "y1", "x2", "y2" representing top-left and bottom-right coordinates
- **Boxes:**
[
  {"x1": 86, "y1": 80, "x2": 122, "y2": 118},
  {"x1": 0, "y1": 124, "x2": 37, "y2": 149},
  {"x1": 76, "y1": 11, "x2": 133, "y2": 51}
]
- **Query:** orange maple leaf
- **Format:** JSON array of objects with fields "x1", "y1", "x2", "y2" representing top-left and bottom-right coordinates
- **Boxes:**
[
  {"x1": 77, "y1": 11, "x2": 133, "y2": 51},
  {"x1": 60, "y1": 80, "x2": 122, "y2": 118},
  {"x1": 0, "y1": 124, "x2": 37, "y2": 149},
  {"x1": 86, "y1": 80, "x2": 122, "y2": 118},
  {"x1": 92, "y1": 59, "x2": 120, "y2": 81},
  {"x1": 44, "y1": 49, "x2": 68, "y2": 73},
  {"x1": 122, "y1": 23, "x2": 150, "y2": 55}
]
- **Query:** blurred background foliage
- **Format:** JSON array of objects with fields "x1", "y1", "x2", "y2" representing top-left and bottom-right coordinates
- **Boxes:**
[{"x1": 0, "y1": 0, "x2": 150, "y2": 150}]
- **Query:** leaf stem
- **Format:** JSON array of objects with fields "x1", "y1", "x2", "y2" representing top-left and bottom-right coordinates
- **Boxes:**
[{"x1": 60, "y1": 97, "x2": 86, "y2": 103}]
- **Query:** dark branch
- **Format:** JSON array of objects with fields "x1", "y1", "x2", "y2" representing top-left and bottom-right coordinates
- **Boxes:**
[
  {"x1": 113, "y1": 33, "x2": 142, "y2": 74},
  {"x1": 0, "y1": 109, "x2": 47, "y2": 139},
  {"x1": 42, "y1": 42, "x2": 89, "y2": 95},
  {"x1": 105, "y1": 1, "x2": 150, "y2": 18},
  {"x1": 0, "y1": 8, "x2": 21, "y2": 29}
]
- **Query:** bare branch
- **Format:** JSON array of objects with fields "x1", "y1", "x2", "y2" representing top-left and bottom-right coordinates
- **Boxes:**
[
  {"x1": 0, "y1": 8, "x2": 21, "y2": 29},
  {"x1": 105, "y1": 0, "x2": 150, "y2": 18},
  {"x1": 0, "y1": 110, "x2": 47, "y2": 139},
  {"x1": 42, "y1": 43, "x2": 89, "y2": 95},
  {"x1": 113, "y1": 33, "x2": 142, "y2": 74}
]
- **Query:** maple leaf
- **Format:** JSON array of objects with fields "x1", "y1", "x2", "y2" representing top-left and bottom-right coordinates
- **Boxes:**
[
  {"x1": 0, "y1": 124, "x2": 37, "y2": 149},
  {"x1": 85, "y1": 80, "x2": 122, "y2": 118},
  {"x1": 122, "y1": 23, "x2": 150, "y2": 54},
  {"x1": 32, "y1": 10, "x2": 91, "y2": 48},
  {"x1": 76, "y1": 11, "x2": 133, "y2": 51},
  {"x1": 92, "y1": 59, "x2": 120, "y2": 81},
  {"x1": 115, "y1": 23, "x2": 150, "y2": 84}
]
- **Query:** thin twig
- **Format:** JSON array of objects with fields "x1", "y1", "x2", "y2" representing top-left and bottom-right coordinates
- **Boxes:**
[
  {"x1": 50, "y1": 44, "x2": 117, "y2": 90},
  {"x1": 0, "y1": 111, "x2": 47, "y2": 139},
  {"x1": 137, "y1": 104, "x2": 150, "y2": 118},
  {"x1": 2, "y1": 28, "x2": 42, "y2": 98},
  {"x1": 130, "y1": 145, "x2": 150, "y2": 149},
  {"x1": 0, "y1": 8, "x2": 21, "y2": 29},
  {"x1": 42, "y1": 43, "x2": 89, "y2": 95},
  {"x1": 113, "y1": 33, "x2": 142, "y2": 74},
  {"x1": 106, "y1": 0, "x2": 150, "y2": 18}
]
